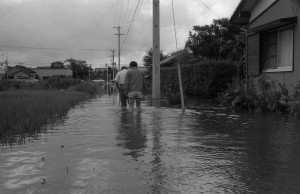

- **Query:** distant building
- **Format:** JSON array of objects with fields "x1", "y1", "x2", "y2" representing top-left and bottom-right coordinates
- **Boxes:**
[
  {"x1": 33, "y1": 67, "x2": 73, "y2": 80},
  {"x1": 7, "y1": 65, "x2": 37, "y2": 80},
  {"x1": 160, "y1": 49, "x2": 193, "y2": 68},
  {"x1": 95, "y1": 67, "x2": 107, "y2": 73}
]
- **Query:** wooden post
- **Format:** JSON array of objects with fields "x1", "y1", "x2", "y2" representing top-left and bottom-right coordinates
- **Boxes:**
[
  {"x1": 106, "y1": 64, "x2": 108, "y2": 95},
  {"x1": 177, "y1": 62, "x2": 185, "y2": 112}
]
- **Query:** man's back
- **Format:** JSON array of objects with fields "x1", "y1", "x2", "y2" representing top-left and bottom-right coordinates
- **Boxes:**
[
  {"x1": 114, "y1": 69, "x2": 127, "y2": 85},
  {"x1": 124, "y1": 68, "x2": 145, "y2": 93}
]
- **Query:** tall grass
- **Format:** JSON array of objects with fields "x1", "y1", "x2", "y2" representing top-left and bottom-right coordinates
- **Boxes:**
[{"x1": 0, "y1": 90, "x2": 89, "y2": 143}]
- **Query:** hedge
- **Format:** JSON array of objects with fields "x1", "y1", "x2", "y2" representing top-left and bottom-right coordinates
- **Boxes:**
[{"x1": 161, "y1": 61, "x2": 238, "y2": 98}]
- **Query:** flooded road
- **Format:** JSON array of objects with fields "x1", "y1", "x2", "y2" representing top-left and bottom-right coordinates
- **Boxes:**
[{"x1": 1, "y1": 95, "x2": 300, "y2": 194}]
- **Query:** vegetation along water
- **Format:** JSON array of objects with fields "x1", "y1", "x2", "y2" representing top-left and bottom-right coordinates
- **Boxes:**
[{"x1": 0, "y1": 79, "x2": 103, "y2": 144}]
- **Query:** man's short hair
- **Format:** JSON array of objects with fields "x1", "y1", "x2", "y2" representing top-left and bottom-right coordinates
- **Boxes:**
[
  {"x1": 121, "y1": 66, "x2": 127, "y2": 70},
  {"x1": 129, "y1": 61, "x2": 138, "y2": 67}
]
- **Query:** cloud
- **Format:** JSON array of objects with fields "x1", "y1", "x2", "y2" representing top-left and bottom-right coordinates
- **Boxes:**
[{"x1": 0, "y1": 0, "x2": 240, "y2": 68}]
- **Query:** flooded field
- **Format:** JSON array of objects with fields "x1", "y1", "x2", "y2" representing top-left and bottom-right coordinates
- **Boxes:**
[{"x1": 1, "y1": 95, "x2": 300, "y2": 194}]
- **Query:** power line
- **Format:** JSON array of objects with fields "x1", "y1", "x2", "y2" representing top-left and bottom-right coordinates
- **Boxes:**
[
  {"x1": 171, "y1": 0, "x2": 179, "y2": 51},
  {"x1": 117, "y1": 0, "x2": 125, "y2": 26},
  {"x1": 199, "y1": 0, "x2": 219, "y2": 18},
  {"x1": 121, "y1": 0, "x2": 141, "y2": 49},
  {"x1": 124, "y1": 0, "x2": 135, "y2": 26},
  {"x1": 0, "y1": 45, "x2": 154, "y2": 52},
  {"x1": 113, "y1": 0, "x2": 120, "y2": 26},
  {"x1": 9, "y1": 56, "x2": 112, "y2": 65},
  {"x1": 122, "y1": 0, "x2": 131, "y2": 26},
  {"x1": 121, "y1": 0, "x2": 137, "y2": 37},
  {"x1": 0, "y1": 46, "x2": 112, "y2": 51},
  {"x1": 135, "y1": 0, "x2": 144, "y2": 21}
]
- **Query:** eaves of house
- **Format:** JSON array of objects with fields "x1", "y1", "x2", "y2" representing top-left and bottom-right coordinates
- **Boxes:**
[{"x1": 230, "y1": 0, "x2": 297, "y2": 29}]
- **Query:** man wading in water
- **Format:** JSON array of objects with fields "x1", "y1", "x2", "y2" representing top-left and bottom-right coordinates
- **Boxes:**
[
  {"x1": 114, "y1": 66, "x2": 128, "y2": 108},
  {"x1": 124, "y1": 61, "x2": 146, "y2": 111}
]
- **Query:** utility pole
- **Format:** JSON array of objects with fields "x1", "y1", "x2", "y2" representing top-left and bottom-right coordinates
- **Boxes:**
[
  {"x1": 113, "y1": 26, "x2": 124, "y2": 70},
  {"x1": 89, "y1": 65, "x2": 91, "y2": 82},
  {"x1": 6, "y1": 56, "x2": 8, "y2": 79},
  {"x1": 106, "y1": 63, "x2": 109, "y2": 95},
  {"x1": 111, "y1": 49, "x2": 115, "y2": 64},
  {"x1": 152, "y1": 0, "x2": 160, "y2": 101},
  {"x1": 111, "y1": 49, "x2": 116, "y2": 79}
]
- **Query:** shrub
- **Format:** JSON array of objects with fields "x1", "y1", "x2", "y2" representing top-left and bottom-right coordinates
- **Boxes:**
[
  {"x1": 0, "y1": 80, "x2": 20, "y2": 91},
  {"x1": 167, "y1": 93, "x2": 183, "y2": 106},
  {"x1": 71, "y1": 81, "x2": 102, "y2": 95},
  {"x1": 218, "y1": 75, "x2": 300, "y2": 113},
  {"x1": 160, "y1": 61, "x2": 238, "y2": 98},
  {"x1": 289, "y1": 81, "x2": 300, "y2": 113},
  {"x1": 43, "y1": 76, "x2": 81, "y2": 90}
]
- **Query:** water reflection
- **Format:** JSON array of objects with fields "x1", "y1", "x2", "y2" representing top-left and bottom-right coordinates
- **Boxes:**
[
  {"x1": 149, "y1": 109, "x2": 165, "y2": 194},
  {"x1": 116, "y1": 111, "x2": 147, "y2": 159}
]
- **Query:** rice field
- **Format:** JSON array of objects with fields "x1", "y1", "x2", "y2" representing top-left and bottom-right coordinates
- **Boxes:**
[{"x1": 0, "y1": 90, "x2": 90, "y2": 144}]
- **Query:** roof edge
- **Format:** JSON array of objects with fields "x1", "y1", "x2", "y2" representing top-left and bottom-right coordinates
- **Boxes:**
[{"x1": 230, "y1": 0, "x2": 247, "y2": 24}]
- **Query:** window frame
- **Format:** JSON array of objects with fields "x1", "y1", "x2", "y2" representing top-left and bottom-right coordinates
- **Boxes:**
[{"x1": 262, "y1": 25, "x2": 294, "y2": 73}]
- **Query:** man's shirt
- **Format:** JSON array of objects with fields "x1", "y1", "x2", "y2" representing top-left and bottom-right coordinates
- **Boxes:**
[
  {"x1": 114, "y1": 69, "x2": 128, "y2": 85},
  {"x1": 124, "y1": 68, "x2": 146, "y2": 93}
]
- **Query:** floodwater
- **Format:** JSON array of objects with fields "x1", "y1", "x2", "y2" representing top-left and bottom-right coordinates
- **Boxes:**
[{"x1": 1, "y1": 94, "x2": 300, "y2": 194}]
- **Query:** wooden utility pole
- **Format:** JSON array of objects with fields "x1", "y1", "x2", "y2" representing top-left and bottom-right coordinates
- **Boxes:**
[
  {"x1": 152, "y1": 0, "x2": 160, "y2": 101},
  {"x1": 114, "y1": 26, "x2": 124, "y2": 70},
  {"x1": 111, "y1": 49, "x2": 116, "y2": 79},
  {"x1": 89, "y1": 65, "x2": 91, "y2": 82},
  {"x1": 111, "y1": 49, "x2": 115, "y2": 64}
]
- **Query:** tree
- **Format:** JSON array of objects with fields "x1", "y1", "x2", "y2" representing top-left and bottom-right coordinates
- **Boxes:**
[
  {"x1": 64, "y1": 58, "x2": 90, "y2": 80},
  {"x1": 185, "y1": 18, "x2": 245, "y2": 62},
  {"x1": 50, "y1": 61, "x2": 65, "y2": 69},
  {"x1": 143, "y1": 49, "x2": 168, "y2": 76}
]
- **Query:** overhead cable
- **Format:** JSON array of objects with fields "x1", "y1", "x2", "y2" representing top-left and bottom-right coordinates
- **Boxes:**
[
  {"x1": 121, "y1": 0, "x2": 141, "y2": 49},
  {"x1": 113, "y1": 0, "x2": 121, "y2": 26},
  {"x1": 199, "y1": 0, "x2": 219, "y2": 18},
  {"x1": 171, "y1": 0, "x2": 179, "y2": 51}
]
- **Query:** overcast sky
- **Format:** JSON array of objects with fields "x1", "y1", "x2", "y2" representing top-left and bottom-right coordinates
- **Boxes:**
[{"x1": 0, "y1": 0, "x2": 240, "y2": 68}]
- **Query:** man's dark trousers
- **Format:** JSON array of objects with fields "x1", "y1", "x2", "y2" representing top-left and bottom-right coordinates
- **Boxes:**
[{"x1": 119, "y1": 85, "x2": 127, "y2": 108}]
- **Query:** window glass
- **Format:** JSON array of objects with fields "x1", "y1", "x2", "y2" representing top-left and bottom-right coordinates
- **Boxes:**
[
  {"x1": 263, "y1": 26, "x2": 293, "y2": 71},
  {"x1": 278, "y1": 27, "x2": 293, "y2": 67},
  {"x1": 263, "y1": 31, "x2": 277, "y2": 70}
]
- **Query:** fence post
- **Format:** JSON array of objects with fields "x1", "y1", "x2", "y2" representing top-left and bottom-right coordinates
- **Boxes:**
[{"x1": 177, "y1": 62, "x2": 185, "y2": 112}]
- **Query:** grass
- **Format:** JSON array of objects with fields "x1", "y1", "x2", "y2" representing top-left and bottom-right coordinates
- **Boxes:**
[{"x1": 0, "y1": 90, "x2": 90, "y2": 144}]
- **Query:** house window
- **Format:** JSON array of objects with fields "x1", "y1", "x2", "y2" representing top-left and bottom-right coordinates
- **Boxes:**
[{"x1": 262, "y1": 25, "x2": 293, "y2": 72}]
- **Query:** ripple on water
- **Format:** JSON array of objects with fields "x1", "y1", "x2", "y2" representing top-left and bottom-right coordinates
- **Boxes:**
[
  {"x1": 1, "y1": 96, "x2": 300, "y2": 193},
  {"x1": 1, "y1": 151, "x2": 46, "y2": 189}
]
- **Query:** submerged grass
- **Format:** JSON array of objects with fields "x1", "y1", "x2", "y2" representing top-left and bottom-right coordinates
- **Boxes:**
[{"x1": 0, "y1": 90, "x2": 89, "y2": 144}]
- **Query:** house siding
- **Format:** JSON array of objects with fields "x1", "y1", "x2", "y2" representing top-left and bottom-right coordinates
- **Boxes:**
[
  {"x1": 14, "y1": 72, "x2": 31, "y2": 79},
  {"x1": 248, "y1": 0, "x2": 299, "y2": 91}
]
